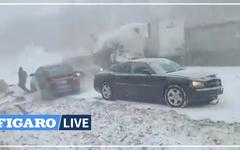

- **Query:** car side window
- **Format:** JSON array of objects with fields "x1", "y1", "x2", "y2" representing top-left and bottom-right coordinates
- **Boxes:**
[
  {"x1": 110, "y1": 63, "x2": 131, "y2": 73},
  {"x1": 131, "y1": 62, "x2": 153, "y2": 74}
]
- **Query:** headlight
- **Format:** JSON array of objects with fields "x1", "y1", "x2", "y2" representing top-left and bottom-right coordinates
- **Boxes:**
[{"x1": 191, "y1": 81, "x2": 205, "y2": 88}]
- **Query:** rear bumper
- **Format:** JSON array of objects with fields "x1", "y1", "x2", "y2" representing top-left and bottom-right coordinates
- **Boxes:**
[
  {"x1": 51, "y1": 81, "x2": 80, "y2": 95},
  {"x1": 189, "y1": 86, "x2": 223, "y2": 102}
]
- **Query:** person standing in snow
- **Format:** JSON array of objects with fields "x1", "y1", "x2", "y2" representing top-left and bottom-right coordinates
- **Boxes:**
[{"x1": 18, "y1": 67, "x2": 30, "y2": 93}]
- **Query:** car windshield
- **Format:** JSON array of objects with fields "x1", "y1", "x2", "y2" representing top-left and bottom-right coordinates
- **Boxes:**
[{"x1": 148, "y1": 59, "x2": 184, "y2": 74}]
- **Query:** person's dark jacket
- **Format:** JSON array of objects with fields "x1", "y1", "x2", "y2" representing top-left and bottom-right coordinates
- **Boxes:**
[{"x1": 18, "y1": 68, "x2": 27, "y2": 87}]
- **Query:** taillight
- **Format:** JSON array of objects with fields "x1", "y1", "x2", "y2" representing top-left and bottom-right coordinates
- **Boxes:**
[
  {"x1": 72, "y1": 73, "x2": 80, "y2": 80},
  {"x1": 75, "y1": 73, "x2": 81, "y2": 77}
]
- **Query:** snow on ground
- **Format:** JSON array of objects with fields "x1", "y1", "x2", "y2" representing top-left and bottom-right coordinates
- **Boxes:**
[
  {"x1": 0, "y1": 67, "x2": 240, "y2": 145},
  {"x1": 1, "y1": 90, "x2": 240, "y2": 146}
]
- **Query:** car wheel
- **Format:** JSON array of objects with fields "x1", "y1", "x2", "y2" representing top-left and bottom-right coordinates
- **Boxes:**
[
  {"x1": 101, "y1": 82, "x2": 114, "y2": 100},
  {"x1": 165, "y1": 85, "x2": 188, "y2": 108}
]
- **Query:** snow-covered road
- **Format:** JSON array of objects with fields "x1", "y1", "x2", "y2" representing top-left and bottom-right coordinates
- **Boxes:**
[
  {"x1": 1, "y1": 89, "x2": 240, "y2": 145},
  {"x1": 1, "y1": 67, "x2": 240, "y2": 123},
  {"x1": 1, "y1": 67, "x2": 240, "y2": 145}
]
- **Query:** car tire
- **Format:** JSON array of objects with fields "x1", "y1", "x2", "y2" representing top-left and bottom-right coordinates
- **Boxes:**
[
  {"x1": 101, "y1": 82, "x2": 114, "y2": 100},
  {"x1": 164, "y1": 84, "x2": 188, "y2": 108}
]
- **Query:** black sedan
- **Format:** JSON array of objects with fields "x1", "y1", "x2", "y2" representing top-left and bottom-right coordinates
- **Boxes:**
[{"x1": 94, "y1": 58, "x2": 223, "y2": 107}]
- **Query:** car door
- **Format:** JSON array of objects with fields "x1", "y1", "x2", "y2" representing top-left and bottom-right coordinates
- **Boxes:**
[
  {"x1": 111, "y1": 62, "x2": 132, "y2": 99},
  {"x1": 128, "y1": 62, "x2": 160, "y2": 101}
]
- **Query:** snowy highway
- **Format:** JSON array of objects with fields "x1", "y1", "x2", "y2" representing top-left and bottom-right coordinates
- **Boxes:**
[
  {"x1": 2, "y1": 4, "x2": 240, "y2": 147},
  {"x1": 1, "y1": 66, "x2": 240, "y2": 123},
  {"x1": 0, "y1": 67, "x2": 240, "y2": 145}
]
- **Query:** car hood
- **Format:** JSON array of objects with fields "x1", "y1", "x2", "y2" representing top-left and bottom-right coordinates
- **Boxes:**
[{"x1": 167, "y1": 69, "x2": 216, "y2": 80}]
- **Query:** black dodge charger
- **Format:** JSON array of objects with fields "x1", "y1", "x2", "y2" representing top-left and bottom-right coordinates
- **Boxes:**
[{"x1": 94, "y1": 58, "x2": 223, "y2": 107}]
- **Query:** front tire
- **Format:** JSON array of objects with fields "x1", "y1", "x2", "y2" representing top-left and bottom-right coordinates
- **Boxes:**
[
  {"x1": 101, "y1": 82, "x2": 114, "y2": 100},
  {"x1": 164, "y1": 84, "x2": 188, "y2": 108}
]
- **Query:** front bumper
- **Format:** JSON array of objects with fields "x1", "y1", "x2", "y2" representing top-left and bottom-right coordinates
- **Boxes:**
[{"x1": 189, "y1": 86, "x2": 223, "y2": 102}]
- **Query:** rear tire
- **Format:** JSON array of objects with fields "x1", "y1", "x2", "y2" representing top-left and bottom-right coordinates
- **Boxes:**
[
  {"x1": 164, "y1": 84, "x2": 188, "y2": 108},
  {"x1": 101, "y1": 82, "x2": 114, "y2": 100}
]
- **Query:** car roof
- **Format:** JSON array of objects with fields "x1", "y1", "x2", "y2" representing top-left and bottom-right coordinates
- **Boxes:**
[
  {"x1": 35, "y1": 63, "x2": 74, "y2": 77},
  {"x1": 128, "y1": 58, "x2": 172, "y2": 64},
  {"x1": 41, "y1": 63, "x2": 71, "y2": 70}
]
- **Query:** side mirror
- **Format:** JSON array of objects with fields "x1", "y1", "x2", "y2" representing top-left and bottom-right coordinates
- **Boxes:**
[
  {"x1": 29, "y1": 73, "x2": 35, "y2": 77},
  {"x1": 142, "y1": 69, "x2": 152, "y2": 75}
]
